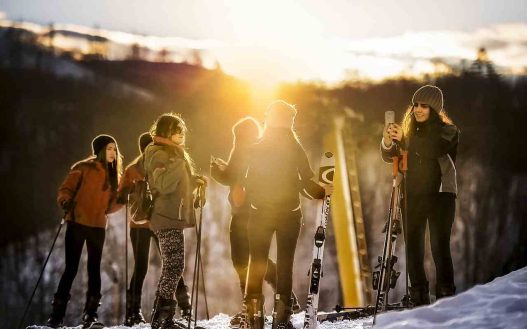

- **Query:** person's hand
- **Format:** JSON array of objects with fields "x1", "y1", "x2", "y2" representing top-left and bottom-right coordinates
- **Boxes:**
[
  {"x1": 60, "y1": 199, "x2": 73, "y2": 211},
  {"x1": 322, "y1": 183, "x2": 334, "y2": 196},
  {"x1": 384, "y1": 123, "x2": 403, "y2": 146},
  {"x1": 116, "y1": 194, "x2": 127, "y2": 205},
  {"x1": 194, "y1": 177, "x2": 207, "y2": 208},
  {"x1": 383, "y1": 124, "x2": 393, "y2": 147},
  {"x1": 195, "y1": 175, "x2": 209, "y2": 187},
  {"x1": 210, "y1": 157, "x2": 227, "y2": 171}
]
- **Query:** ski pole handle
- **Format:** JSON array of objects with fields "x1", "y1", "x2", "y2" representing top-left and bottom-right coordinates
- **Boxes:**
[
  {"x1": 196, "y1": 185, "x2": 206, "y2": 207},
  {"x1": 400, "y1": 150, "x2": 408, "y2": 172},
  {"x1": 391, "y1": 156, "x2": 399, "y2": 178}
]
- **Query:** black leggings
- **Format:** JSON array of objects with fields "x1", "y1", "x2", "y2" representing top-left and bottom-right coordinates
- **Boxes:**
[
  {"x1": 55, "y1": 221, "x2": 106, "y2": 298},
  {"x1": 128, "y1": 227, "x2": 188, "y2": 298},
  {"x1": 230, "y1": 212, "x2": 278, "y2": 294},
  {"x1": 405, "y1": 193, "x2": 456, "y2": 287},
  {"x1": 128, "y1": 227, "x2": 156, "y2": 296},
  {"x1": 245, "y1": 208, "x2": 301, "y2": 300}
]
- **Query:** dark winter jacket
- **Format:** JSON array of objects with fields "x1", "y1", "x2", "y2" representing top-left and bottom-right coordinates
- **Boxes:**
[
  {"x1": 118, "y1": 154, "x2": 150, "y2": 229},
  {"x1": 244, "y1": 128, "x2": 325, "y2": 211},
  {"x1": 210, "y1": 144, "x2": 252, "y2": 215},
  {"x1": 381, "y1": 120, "x2": 459, "y2": 195},
  {"x1": 57, "y1": 159, "x2": 119, "y2": 228},
  {"x1": 144, "y1": 137, "x2": 196, "y2": 231}
]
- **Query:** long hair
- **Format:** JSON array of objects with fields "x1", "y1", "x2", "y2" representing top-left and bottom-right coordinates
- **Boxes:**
[
  {"x1": 229, "y1": 116, "x2": 261, "y2": 162},
  {"x1": 95, "y1": 144, "x2": 123, "y2": 192},
  {"x1": 264, "y1": 100, "x2": 301, "y2": 144},
  {"x1": 150, "y1": 113, "x2": 195, "y2": 174},
  {"x1": 402, "y1": 105, "x2": 454, "y2": 137}
]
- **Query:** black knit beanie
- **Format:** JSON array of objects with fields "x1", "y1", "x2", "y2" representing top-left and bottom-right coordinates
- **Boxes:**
[
  {"x1": 138, "y1": 132, "x2": 153, "y2": 154},
  {"x1": 92, "y1": 134, "x2": 117, "y2": 156},
  {"x1": 412, "y1": 85, "x2": 443, "y2": 113}
]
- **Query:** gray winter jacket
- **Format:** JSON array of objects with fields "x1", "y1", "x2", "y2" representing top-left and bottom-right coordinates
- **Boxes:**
[{"x1": 144, "y1": 142, "x2": 196, "y2": 231}]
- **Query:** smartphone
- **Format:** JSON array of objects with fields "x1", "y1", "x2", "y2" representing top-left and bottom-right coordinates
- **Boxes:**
[{"x1": 385, "y1": 110, "x2": 395, "y2": 128}]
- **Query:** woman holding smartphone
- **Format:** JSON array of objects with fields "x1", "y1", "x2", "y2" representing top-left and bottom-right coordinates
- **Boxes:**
[{"x1": 381, "y1": 85, "x2": 459, "y2": 306}]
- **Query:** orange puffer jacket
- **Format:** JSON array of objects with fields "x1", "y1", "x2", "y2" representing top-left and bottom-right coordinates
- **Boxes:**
[{"x1": 57, "y1": 159, "x2": 118, "y2": 228}]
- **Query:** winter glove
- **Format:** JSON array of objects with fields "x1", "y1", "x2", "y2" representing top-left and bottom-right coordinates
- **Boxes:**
[
  {"x1": 194, "y1": 175, "x2": 208, "y2": 187},
  {"x1": 116, "y1": 194, "x2": 127, "y2": 205},
  {"x1": 116, "y1": 187, "x2": 131, "y2": 205},
  {"x1": 60, "y1": 199, "x2": 73, "y2": 212},
  {"x1": 193, "y1": 176, "x2": 207, "y2": 208}
]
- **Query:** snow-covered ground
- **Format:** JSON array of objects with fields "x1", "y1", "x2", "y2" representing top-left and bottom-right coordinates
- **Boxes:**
[{"x1": 29, "y1": 266, "x2": 527, "y2": 329}]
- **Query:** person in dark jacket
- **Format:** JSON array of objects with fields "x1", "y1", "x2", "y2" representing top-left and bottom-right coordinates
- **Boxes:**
[
  {"x1": 144, "y1": 113, "x2": 206, "y2": 329},
  {"x1": 118, "y1": 132, "x2": 191, "y2": 326},
  {"x1": 210, "y1": 117, "x2": 301, "y2": 326},
  {"x1": 46, "y1": 134, "x2": 122, "y2": 328},
  {"x1": 381, "y1": 85, "x2": 459, "y2": 306},
  {"x1": 242, "y1": 101, "x2": 333, "y2": 329}
]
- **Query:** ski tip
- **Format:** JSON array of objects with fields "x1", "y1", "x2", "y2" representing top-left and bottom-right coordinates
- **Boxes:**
[{"x1": 324, "y1": 152, "x2": 334, "y2": 158}]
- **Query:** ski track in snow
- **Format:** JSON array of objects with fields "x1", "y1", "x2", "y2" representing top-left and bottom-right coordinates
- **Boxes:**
[{"x1": 28, "y1": 266, "x2": 527, "y2": 329}]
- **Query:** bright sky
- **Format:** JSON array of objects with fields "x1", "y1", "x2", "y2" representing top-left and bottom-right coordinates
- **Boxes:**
[{"x1": 1, "y1": 0, "x2": 527, "y2": 86}]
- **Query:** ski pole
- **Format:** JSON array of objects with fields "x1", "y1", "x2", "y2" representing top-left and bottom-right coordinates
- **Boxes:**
[
  {"x1": 198, "y1": 253, "x2": 209, "y2": 320},
  {"x1": 189, "y1": 221, "x2": 200, "y2": 329},
  {"x1": 125, "y1": 193, "x2": 129, "y2": 317},
  {"x1": 18, "y1": 215, "x2": 66, "y2": 329},
  {"x1": 373, "y1": 155, "x2": 399, "y2": 325},
  {"x1": 189, "y1": 185, "x2": 206, "y2": 328},
  {"x1": 400, "y1": 150, "x2": 410, "y2": 307}
]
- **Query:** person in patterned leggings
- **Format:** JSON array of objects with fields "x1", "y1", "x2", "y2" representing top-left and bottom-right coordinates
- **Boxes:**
[{"x1": 144, "y1": 113, "x2": 206, "y2": 329}]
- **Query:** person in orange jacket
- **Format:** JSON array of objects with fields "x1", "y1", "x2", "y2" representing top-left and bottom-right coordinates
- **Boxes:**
[
  {"x1": 46, "y1": 134, "x2": 122, "y2": 329},
  {"x1": 118, "y1": 132, "x2": 192, "y2": 326}
]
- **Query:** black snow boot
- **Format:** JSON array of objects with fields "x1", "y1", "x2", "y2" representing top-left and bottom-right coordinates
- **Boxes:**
[
  {"x1": 46, "y1": 294, "x2": 70, "y2": 328},
  {"x1": 82, "y1": 294, "x2": 104, "y2": 328},
  {"x1": 124, "y1": 290, "x2": 146, "y2": 326},
  {"x1": 245, "y1": 294, "x2": 264, "y2": 329},
  {"x1": 271, "y1": 294, "x2": 294, "y2": 329},
  {"x1": 435, "y1": 283, "x2": 456, "y2": 300},
  {"x1": 175, "y1": 282, "x2": 192, "y2": 320},
  {"x1": 266, "y1": 270, "x2": 301, "y2": 314},
  {"x1": 409, "y1": 284, "x2": 430, "y2": 307},
  {"x1": 230, "y1": 310, "x2": 244, "y2": 327},
  {"x1": 151, "y1": 296, "x2": 186, "y2": 329}
]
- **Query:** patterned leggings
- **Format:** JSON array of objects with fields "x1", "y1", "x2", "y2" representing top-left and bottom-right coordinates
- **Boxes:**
[{"x1": 154, "y1": 229, "x2": 185, "y2": 300}]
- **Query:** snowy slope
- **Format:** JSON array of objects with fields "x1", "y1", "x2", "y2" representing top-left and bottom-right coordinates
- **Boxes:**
[
  {"x1": 28, "y1": 266, "x2": 527, "y2": 329},
  {"x1": 373, "y1": 265, "x2": 527, "y2": 329}
]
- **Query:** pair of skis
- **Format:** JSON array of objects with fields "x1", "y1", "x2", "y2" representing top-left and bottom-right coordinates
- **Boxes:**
[
  {"x1": 303, "y1": 152, "x2": 335, "y2": 329},
  {"x1": 305, "y1": 151, "x2": 409, "y2": 328},
  {"x1": 319, "y1": 152, "x2": 408, "y2": 326}
]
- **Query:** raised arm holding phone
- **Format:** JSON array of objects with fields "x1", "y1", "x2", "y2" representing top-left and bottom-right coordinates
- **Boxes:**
[{"x1": 380, "y1": 85, "x2": 460, "y2": 306}]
